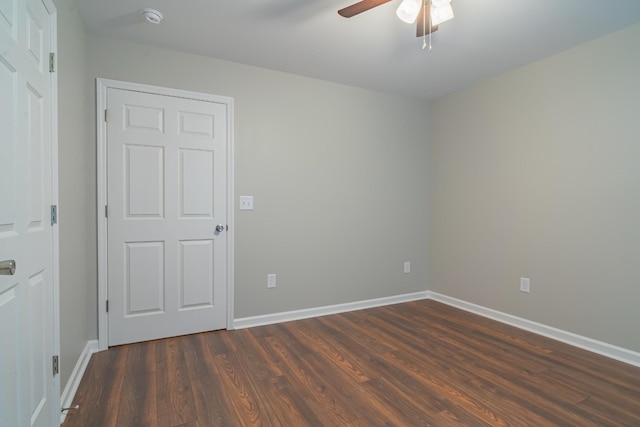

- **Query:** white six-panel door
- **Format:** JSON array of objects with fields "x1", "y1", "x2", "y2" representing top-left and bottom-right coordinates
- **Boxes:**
[
  {"x1": 106, "y1": 87, "x2": 228, "y2": 346},
  {"x1": 0, "y1": 0, "x2": 57, "y2": 425}
]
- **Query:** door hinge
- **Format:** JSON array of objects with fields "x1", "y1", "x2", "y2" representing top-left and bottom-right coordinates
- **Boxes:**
[
  {"x1": 49, "y1": 52, "x2": 55, "y2": 73},
  {"x1": 50, "y1": 205, "x2": 57, "y2": 225},
  {"x1": 104, "y1": 109, "x2": 108, "y2": 122},
  {"x1": 106, "y1": 300, "x2": 109, "y2": 313},
  {"x1": 105, "y1": 205, "x2": 108, "y2": 218},
  {"x1": 52, "y1": 355, "x2": 59, "y2": 375}
]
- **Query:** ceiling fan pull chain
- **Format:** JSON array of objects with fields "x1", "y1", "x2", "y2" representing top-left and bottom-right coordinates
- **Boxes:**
[
  {"x1": 422, "y1": 0, "x2": 427, "y2": 49},
  {"x1": 429, "y1": 0, "x2": 433, "y2": 51},
  {"x1": 421, "y1": 0, "x2": 433, "y2": 51}
]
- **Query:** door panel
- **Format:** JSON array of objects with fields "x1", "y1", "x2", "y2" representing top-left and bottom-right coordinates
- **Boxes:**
[
  {"x1": 107, "y1": 88, "x2": 228, "y2": 346},
  {"x1": 180, "y1": 149, "x2": 214, "y2": 217},
  {"x1": 125, "y1": 241, "x2": 165, "y2": 315},
  {"x1": 27, "y1": 80, "x2": 44, "y2": 229},
  {"x1": 0, "y1": 55, "x2": 17, "y2": 233},
  {"x1": 0, "y1": 286, "x2": 20, "y2": 427},
  {"x1": 0, "y1": 0, "x2": 56, "y2": 425},
  {"x1": 125, "y1": 144, "x2": 164, "y2": 217},
  {"x1": 180, "y1": 239, "x2": 214, "y2": 308}
]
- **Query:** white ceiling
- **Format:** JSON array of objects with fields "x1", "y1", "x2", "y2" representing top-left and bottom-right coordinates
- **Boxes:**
[{"x1": 76, "y1": 0, "x2": 640, "y2": 101}]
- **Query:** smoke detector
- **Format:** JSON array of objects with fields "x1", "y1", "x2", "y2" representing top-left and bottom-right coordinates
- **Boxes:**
[{"x1": 141, "y1": 8, "x2": 163, "y2": 24}]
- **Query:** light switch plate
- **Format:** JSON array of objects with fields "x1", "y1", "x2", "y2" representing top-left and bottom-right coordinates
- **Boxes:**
[{"x1": 239, "y1": 196, "x2": 254, "y2": 210}]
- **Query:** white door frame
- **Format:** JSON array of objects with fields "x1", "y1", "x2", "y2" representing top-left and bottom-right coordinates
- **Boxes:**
[
  {"x1": 48, "y1": 0, "x2": 60, "y2": 418},
  {"x1": 96, "y1": 79, "x2": 235, "y2": 350}
]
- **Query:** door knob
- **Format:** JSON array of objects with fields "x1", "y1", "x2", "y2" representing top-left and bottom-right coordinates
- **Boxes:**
[
  {"x1": 0, "y1": 259, "x2": 16, "y2": 275},
  {"x1": 215, "y1": 224, "x2": 225, "y2": 233}
]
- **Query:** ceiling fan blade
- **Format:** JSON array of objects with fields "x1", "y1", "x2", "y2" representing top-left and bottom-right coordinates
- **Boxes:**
[
  {"x1": 338, "y1": 0, "x2": 393, "y2": 18},
  {"x1": 416, "y1": 4, "x2": 439, "y2": 37}
]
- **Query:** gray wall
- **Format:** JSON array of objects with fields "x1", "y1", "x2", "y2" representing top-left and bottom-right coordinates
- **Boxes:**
[
  {"x1": 84, "y1": 36, "x2": 431, "y2": 320},
  {"x1": 430, "y1": 23, "x2": 640, "y2": 352},
  {"x1": 55, "y1": 0, "x2": 94, "y2": 388},
  {"x1": 55, "y1": 5, "x2": 640, "y2": 397}
]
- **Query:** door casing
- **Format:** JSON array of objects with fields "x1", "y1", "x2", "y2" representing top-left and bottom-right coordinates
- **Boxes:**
[{"x1": 96, "y1": 78, "x2": 235, "y2": 350}]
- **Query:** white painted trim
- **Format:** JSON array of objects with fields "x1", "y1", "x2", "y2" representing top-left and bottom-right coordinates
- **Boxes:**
[
  {"x1": 233, "y1": 291, "x2": 430, "y2": 329},
  {"x1": 428, "y1": 292, "x2": 640, "y2": 368},
  {"x1": 225, "y1": 98, "x2": 235, "y2": 330},
  {"x1": 235, "y1": 289, "x2": 640, "y2": 367},
  {"x1": 59, "y1": 340, "x2": 99, "y2": 424},
  {"x1": 96, "y1": 79, "x2": 109, "y2": 350},
  {"x1": 47, "y1": 3, "x2": 61, "y2": 423},
  {"x1": 96, "y1": 80, "x2": 108, "y2": 350},
  {"x1": 96, "y1": 79, "x2": 235, "y2": 350}
]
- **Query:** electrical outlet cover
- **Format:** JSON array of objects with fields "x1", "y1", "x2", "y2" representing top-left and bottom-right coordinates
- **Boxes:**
[
  {"x1": 404, "y1": 262, "x2": 411, "y2": 273},
  {"x1": 267, "y1": 273, "x2": 277, "y2": 288},
  {"x1": 239, "y1": 196, "x2": 254, "y2": 210}
]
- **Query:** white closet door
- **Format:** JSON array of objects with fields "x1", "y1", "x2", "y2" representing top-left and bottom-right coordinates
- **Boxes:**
[
  {"x1": 106, "y1": 88, "x2": 228, "y2": 346},
  {"x1": 0, "y1": 0, "x2": 57, "y2": 425}
]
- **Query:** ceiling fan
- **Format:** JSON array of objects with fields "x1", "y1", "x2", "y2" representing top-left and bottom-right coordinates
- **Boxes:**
[{"x1": 338, "y1": 0, "x2": 454, "y2": 38}]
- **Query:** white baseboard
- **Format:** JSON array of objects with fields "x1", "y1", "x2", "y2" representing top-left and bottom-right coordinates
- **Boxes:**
[
  {"x1": 60, "y1": 340, "x2": 99, "y2": 424},
  {"x1": 428, "y1": 292, "x2": 640, "y2": 368},
  {"x1": 235, "y1": 290, "x2": 640, "y2": 367},
  {"x1": 233, "y1": 291, "x2": 430, "y2": 329}
]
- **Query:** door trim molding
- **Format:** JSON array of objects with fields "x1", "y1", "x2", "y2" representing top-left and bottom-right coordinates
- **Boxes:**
[
  {"x1": 96, "y1": 79, "x2": 235, "y2": 350},
  {"x1": 46, "y1": 0, "x2": 60, "y2": 418}
]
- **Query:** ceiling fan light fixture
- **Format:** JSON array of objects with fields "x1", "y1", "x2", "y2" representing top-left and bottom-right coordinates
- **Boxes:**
[
  {"x1": 396, "y1": 0, "x2": 422, "y2": 24},
  {"x1": 141, "y1": 8, "x2": 163, "y2": 24},
  {"x1": 431, "y1": 3, "x2": 454, "y2": 26}
]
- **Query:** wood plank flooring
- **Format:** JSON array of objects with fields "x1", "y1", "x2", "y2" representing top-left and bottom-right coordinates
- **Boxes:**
[{"x1": 62, "y1": 300, "x2": 640, "y2": 426}]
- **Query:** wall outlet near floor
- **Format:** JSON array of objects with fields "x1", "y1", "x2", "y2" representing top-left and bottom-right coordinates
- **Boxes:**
[
  {"x1": 267, "y1": 273, "x2": 277, "y2": 288},
  {"x1": 404, "y1": 261, "x2": 411, "y2": 273},
  {"x1": 520, "y1": 277, "x2": 530, "y2": 293}
]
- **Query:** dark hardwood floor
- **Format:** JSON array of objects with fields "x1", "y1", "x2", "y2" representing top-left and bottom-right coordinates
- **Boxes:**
[{"x1": 62, "y1": 300, "x2": 640, "y2": 426}]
